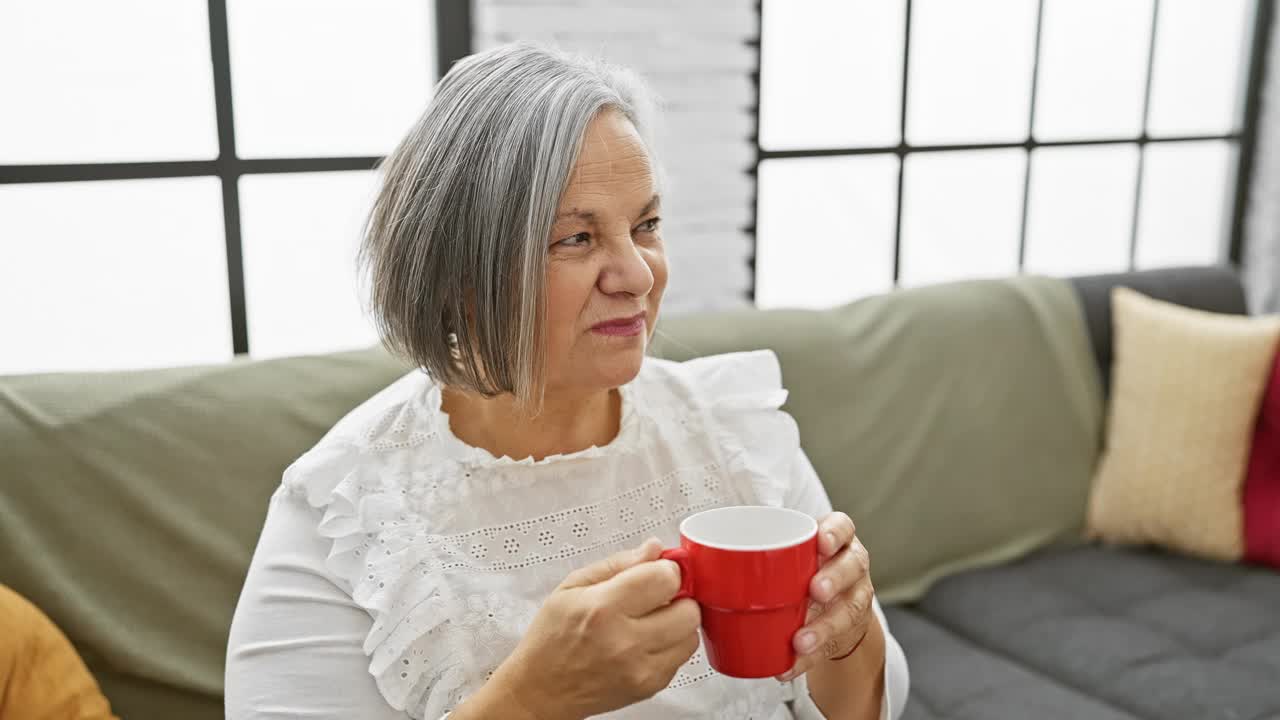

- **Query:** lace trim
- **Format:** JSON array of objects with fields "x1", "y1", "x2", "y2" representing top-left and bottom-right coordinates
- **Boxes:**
[
  {"x1": 332, "y1": 461, "x2": 727, "y2": 576},
  {"x1": 351, "y1": 378, "x2": 704, "y2": 480},
  {"x1": 427, "y1": 381, "x2": 647, "y2": 469}
]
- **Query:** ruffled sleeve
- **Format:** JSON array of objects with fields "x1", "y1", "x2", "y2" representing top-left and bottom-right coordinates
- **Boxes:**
[
  {"x1": 281, "y1": 442, "x2": 468, "y2": 719},
  {"x1": 673, "y1": 349, "x2": 801, "y2": 508}
]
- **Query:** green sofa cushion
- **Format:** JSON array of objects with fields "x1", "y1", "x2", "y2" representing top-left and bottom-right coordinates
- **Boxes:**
[
  {"x1": 0, "y1": 348, "x2": 410, "y2": 720},
  {"x1": 651, "y1": 276, "x2": 1105, "y2": 602}
]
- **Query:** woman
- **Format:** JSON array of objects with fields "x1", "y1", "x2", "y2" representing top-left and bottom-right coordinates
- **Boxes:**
[{"x1": 226, "y1": 44, "x2": 908, "y2": 720}]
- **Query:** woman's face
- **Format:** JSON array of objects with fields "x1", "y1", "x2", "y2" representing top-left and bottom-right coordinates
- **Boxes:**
[{"x1": 543, "y1": 109, "x2": 668, "y2": 394}]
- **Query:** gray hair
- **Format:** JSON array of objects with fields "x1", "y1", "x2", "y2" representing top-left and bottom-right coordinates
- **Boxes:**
[{"x1": 359, "y1": 43, "x2": 659, "y2": 408}]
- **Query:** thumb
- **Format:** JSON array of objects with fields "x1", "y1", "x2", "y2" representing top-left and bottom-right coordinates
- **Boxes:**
[{"x1": 562, "y1": 538, "x2": 663, "y2": 589}]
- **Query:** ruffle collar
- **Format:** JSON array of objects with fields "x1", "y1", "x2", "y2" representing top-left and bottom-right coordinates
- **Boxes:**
[{"x1": 421, "y1": 376, "x2": 644, "y2": 469}]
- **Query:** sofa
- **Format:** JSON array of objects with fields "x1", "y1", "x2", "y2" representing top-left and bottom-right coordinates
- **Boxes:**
[{"x1": 2, "y1": 266, "x2": 1276, "y2": 720}]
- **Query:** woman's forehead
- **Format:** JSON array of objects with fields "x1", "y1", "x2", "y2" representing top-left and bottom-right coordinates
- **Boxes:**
[
  {"x1": 569, "y1": 113, "x2": 654, "y2": 185},
  {"x1": 559, "y1": 123, "x2": 656, "y2": 216}
]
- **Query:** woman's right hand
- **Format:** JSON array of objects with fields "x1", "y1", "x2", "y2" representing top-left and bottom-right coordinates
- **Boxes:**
[{"x1": 457, "y1": 538, "x2": 701, "y2": 720}]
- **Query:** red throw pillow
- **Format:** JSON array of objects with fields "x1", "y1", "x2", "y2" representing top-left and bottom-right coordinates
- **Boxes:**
[{"x1": 1245, "y1": 350, "x2": 1280, "y2": 568}]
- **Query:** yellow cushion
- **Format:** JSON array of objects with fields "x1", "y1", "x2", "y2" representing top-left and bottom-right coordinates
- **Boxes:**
[
  {"x1": 1087, "y1": 287, "x2": 1280, "y2": 561},
  {"x1": 0, "y1": 585, "x2": 117, "y2": 720}
]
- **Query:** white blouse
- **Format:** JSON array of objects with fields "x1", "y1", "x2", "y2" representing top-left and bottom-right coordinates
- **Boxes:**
[{"x1": 226, "y1": 350, "x2": 908, "y2": 720}]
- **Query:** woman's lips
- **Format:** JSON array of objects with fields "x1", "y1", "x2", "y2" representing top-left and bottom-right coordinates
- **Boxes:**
[{"x1": 591, "y1": 312, "x2": 646, "y2": 337}]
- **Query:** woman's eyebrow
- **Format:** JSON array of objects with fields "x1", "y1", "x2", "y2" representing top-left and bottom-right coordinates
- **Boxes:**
[
  {"x1": 554, "y1": 193, "x2": 661, "y2": 222},
  {"x1": 555, "y1": 207, "x2": 595, "y2": 221},
  {"x1": 637, "y1": 193, "x2": 661, "y2": 217}
]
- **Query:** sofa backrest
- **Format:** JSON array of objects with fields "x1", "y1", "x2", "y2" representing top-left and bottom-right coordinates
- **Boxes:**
[
  {"x1": 652, "y1": 275, "x2": 1106, "y2": 603},
  {"x1": 0, "y1": 349, "x2": 410, "y2": 720},
  {"x1": 1068, "y1": 266, "x2": 1248, "y2": 396}
]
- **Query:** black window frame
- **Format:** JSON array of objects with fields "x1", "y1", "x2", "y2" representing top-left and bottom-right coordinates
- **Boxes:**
[
  {"x1": 750, "y1": 0, "x2": 1277, "y2": 302},
  {"x1": 0, "y1": 0, "x2": 474, "y2": 356}
]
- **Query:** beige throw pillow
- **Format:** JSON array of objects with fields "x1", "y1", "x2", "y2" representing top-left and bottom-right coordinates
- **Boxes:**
[{"x1": 1087, "y1": 287, "x2": 1280, "y2": 561}]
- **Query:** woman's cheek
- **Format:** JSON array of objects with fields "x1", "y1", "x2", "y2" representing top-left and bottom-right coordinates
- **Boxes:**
[{"x1": 542, "y1": 264, "x2": 588, "y2": 349}]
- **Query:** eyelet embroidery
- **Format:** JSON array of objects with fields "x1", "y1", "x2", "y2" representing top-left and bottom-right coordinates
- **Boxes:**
[
  {"x1": 457, "y1": 593, "x2": 538, "y2": 648},
  {"x1": 364, "y1": 402, "x2": 441, "y2": 453},
  {"x1": 382, "y1": 463, "x2": 726, "y2": 575}
]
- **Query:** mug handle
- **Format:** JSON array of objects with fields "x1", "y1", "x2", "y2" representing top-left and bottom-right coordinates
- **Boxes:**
[{"x1": 660, "y1": 547, "x2": 694, "y2": 600}]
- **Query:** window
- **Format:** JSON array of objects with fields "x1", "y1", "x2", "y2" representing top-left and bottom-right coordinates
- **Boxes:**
[
  {"x1": 755, "y1": 0, "x2": 1272, "y2": 309},
  {"x1": 0, "y1": 0, "x2": 472, "y2": 374}
]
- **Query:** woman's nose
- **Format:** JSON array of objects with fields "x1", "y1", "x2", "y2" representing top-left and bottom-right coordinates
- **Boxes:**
[{"x1": 598, "y1": 236, "x2": 655, "y2": 297}]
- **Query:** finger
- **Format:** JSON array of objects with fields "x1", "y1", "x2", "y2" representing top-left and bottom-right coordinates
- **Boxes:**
[
  {"x1": 794, "y1": 578, "x2": 874, "y2": 659},
  {"x1": 809, "y1": 538, "x2": 870, "y2": 604},
  {"x1": 562, "y1": 538, "x2": 663, "y2": 589},
  {"x1": 595, "y1": 557, "x2": 685, "y2": 616},
  {"x1": 803, "y1": 598, "x2": 822, "y2": 625},
  {"x1": 650, "y1": 625, "x2": 702, "y2": 674},
  {"x1": 779, "y1": 622, "x2": 872, "y2": 683},
  {"x1": 776, "y1": 652, "x2": 821, "y2": 683},
  {"x1": 636, "y1": 597, "x2": 701, "y2": 650},
  {"x1": 817, "y1": 512, "x2": 856, "y2": 559}
]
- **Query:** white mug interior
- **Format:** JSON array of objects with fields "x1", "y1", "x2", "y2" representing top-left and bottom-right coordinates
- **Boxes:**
[{"x1": 679, "y1": 505, "x2": 817, "y2": 551}]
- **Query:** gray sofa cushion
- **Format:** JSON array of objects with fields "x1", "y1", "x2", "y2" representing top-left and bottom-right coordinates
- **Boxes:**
[
  {"x1": 884, "y1": 608, "x2": 1139, "y2": 720},
  {"x1": 893, "y1": 545, "x2": 1280, "y2": 719}
]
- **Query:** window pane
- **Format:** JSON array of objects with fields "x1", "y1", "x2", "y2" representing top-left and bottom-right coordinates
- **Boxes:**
[
  {"x1": 756, "y1": 156, "x2": 899, "y2": 309},
  {"x1": 760, "y1": 0, "x2": 905, "y2": 150},
  {"x1": 227, "y1": 0, "x2": 434, "y2": 158},
  {"x1": 0, "y1": 0, "x2": 217, "y2": 163},
  {"x1": 239, "y1": 171, "x2": 381, "y2": 358},
  {"x1": 1034, "y1": 0, "x2": 1152, "y2": 141},
  {"x1": 0, "y1": 178, "x2": 230, "y2": 374},
  {"x1": 1024, "y1": 145, "x2": 1140, "y2": 276},
  {"x1": 1135, "y1": 140, "x2": 1236, "y2": 269},
  {"x1": 1147, "y1": 0, "x2": 1253, "y2": 137},
  {"x1": 906, "y1": 0, "x2": 1038, "y2": 145},
  {"x1": 900, "y1": 149, "x2": 1025, "y2": 287}
]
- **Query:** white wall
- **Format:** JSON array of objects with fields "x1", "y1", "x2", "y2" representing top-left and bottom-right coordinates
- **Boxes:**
[{"x1": 474, "y1": 0, "x2": 758, "y2": 313}]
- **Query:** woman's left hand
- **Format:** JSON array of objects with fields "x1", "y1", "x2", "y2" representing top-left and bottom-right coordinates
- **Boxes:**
[{"x1": 777, "y1": 511, "x2": 875, "y2": 682}]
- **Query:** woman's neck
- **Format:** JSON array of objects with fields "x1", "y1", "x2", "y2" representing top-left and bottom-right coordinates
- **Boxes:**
[{"x1": 440, "y1": 384, "x2": 621, "y2": 462}]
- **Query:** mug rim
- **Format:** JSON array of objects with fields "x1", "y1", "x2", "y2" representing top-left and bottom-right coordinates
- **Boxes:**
[{"x1": 678, "y1": 505, "x2": 817, "y2": 552}]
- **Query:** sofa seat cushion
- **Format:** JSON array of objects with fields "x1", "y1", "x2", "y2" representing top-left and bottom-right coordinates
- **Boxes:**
[
  {"x1": 884, "y1": 607, "x2": 1140, "y2": 720},
  {"x1": 909, "y1": 545, "x2": 1280, "y2": 719}
]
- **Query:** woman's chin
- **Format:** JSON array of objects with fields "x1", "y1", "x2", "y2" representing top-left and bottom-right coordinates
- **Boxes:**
[{"x1": 589, "y1": 349, "x2": 647, "y2": 389}]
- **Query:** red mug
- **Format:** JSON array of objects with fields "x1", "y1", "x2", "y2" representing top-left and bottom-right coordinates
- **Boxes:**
[{"x1": 660, "y1": 505, "x2": 819, "y2": 678}]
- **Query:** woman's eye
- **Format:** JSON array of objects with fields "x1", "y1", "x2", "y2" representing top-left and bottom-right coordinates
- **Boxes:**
[
  {"x1": 556, "y1": 232, "x2": 590, "y2": 248},
  {"x1": 636, "y1": 217, "x2": 661, "y2": 233}
]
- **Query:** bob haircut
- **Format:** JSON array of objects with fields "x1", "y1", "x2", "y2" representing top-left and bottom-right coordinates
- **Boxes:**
[{"x1": 359, "y1": 43, "x2": 659, "y2": 408}]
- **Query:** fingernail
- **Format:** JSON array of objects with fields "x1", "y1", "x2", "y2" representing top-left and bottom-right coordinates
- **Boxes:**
[
  {"x1": 818, "y1": 578, "x2": 834, "y2": 598},
  {"x1": 825, "y1": 531, "x2": 837, "y2": 549},
  {"x1": 797, "y1": 631, "x2": 817, "y2": 654}
]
